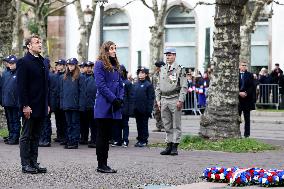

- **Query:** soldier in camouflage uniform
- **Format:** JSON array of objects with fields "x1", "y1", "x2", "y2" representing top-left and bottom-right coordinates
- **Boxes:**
[
  {"x1": 152, "y1": 61, "x2": 165, "y2": 132},
  {"x1": 156, "y1": 47, "x2": 187, "y2": 156}
]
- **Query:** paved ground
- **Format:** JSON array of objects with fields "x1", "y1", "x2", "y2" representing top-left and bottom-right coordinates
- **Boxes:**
[{"x1": 0, "y1": 111, "x2": 284, "y2": 189}]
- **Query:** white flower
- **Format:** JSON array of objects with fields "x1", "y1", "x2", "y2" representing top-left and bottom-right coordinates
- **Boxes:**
[
  {"x1": 262, "y1": 178, "x2": 267, "y2": 184},
  {"x1": 211, "y1": 174, "x2": 215, "y2": 179},
  {"x1": 229, "y1": 178, "x2": 233, "y2": 184},
  {"x1": 220, "y1": 173, "x2": 225, "y2": 180},
  {"x1": 275, "y1": 176, "x2": 279, "y2": 182}
]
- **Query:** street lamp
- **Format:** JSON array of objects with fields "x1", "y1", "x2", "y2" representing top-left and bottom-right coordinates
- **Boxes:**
[
  {"x1": 95, "y1": 0, "x2": 108, "y2": 46},
  {"x1": 84, "y1": 5, "x2": 93, "y2": 61}
]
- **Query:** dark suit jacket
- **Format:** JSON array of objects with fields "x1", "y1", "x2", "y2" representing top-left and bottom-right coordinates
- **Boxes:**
[
  {"x1": 239, "y1": 71, "x2": 255, "y2": 111},
  {"x1": 17, "y1": 52, "x2": 49, "y2": 118}
]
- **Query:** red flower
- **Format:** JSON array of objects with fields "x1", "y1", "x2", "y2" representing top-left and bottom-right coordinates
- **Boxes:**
[
  {"x1": 208, "y1": 172, "x2": 211, "y2": 178},
  {"x1": 267, "y1": 176, "x2": 273, "y2": 183},
  {"x1": 219, "y1": 168, "x2": 224, "y2": 173},
  {"x1": 215, "y1": 174, "x2": 220, "y2": 180},
  {"x1": 236, "y1": 177, "x2": 241, "y2": 184}
]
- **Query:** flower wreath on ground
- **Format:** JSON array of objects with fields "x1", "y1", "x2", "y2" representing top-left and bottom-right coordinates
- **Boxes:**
[{"x1": 202, "y1": 166, "x2": 284, "y2": 187}]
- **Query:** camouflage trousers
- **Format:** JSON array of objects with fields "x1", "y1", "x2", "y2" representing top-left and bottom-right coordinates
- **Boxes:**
[
  {"x1": 160, "y1": 97, "x2": 182, "y2": 143},
  {"x1": 154, "y1": 101, "x2": 164, "y2": 129}
]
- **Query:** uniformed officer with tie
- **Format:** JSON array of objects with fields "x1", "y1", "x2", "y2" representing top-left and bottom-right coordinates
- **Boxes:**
[{"x1": 156, "y1": 47, "x2": 188, "y2": 156}]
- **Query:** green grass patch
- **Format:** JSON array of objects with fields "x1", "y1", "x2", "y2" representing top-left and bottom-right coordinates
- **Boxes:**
[
  {"x1": 0, "y1": 128, "x2": 8, "y2": 138},
  {"x1": 150, "y1": 135, "x2": 278, "y2": 153}
]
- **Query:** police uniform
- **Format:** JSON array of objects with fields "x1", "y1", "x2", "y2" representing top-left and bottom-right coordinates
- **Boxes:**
[{"x1": 156, "y1": 48, "x2": 187, "y2": 155}]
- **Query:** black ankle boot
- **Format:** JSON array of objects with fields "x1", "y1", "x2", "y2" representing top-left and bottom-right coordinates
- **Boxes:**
[
  {"x1": 170, "y1": 143, "x2": 179, "y2": 156},
  {"x1": 160, "y1": 143, "x2": 172, "y2": 155}
]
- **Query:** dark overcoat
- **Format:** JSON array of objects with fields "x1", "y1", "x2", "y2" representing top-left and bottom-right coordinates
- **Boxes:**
[
  {"x1": 239, "y1": 71, "x2": 255, "y2": 111},
  {"x1": 16, "y1": 52, "x2": 49, "y2": 118},
  {"x1": 2, "y1": 69, "x2": 18, "y2": 108}
]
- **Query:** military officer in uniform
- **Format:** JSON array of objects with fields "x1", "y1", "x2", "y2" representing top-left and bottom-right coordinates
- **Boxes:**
[
  {"x1": 152, "y1": 61, "x2": 165, "y2": 132},
  {"x1": 156, "y1": 47, "x2": 187, "y2": 156}
]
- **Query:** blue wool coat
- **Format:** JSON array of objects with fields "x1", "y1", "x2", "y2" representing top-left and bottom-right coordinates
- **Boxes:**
[
  {"x1": 48, "y1": 72, "x2": 59, "y2": 112},
  {"x1": 85, "y1": 73, "x2": 97, "y2": 110},
  {"x1": 60, "y1": 73, "x2": 86, "y2": 111},
  {"x1": 17, "y1": 52, "x2": 49, "y2": 118},
  {"x1": 1, "y1": 69, "x2": 19, "y2": 108},
  {"x1": 94, "y1": 60, "x2": 124, "y2": 119}
]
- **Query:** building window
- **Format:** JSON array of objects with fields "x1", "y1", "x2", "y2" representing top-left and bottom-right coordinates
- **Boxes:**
[
  {"x1": 251, "y1": 20, "x2": 269, "y2": 71},
  {"x1": 104, "y1": 9, "x2": 130, "y2": 68},
  {"x1": 165, "y1": 5, "x2": 197, "y2": 69}
]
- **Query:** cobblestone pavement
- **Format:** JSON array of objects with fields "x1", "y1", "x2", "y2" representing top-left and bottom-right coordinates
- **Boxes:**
[{"x1": 0, "y1": 111, "x2": 283, "y2": 189}]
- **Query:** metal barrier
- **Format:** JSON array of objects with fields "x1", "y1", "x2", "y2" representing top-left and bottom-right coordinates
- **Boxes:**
[
  {"x1": 182, "y1": 89, "x2": 202, "y2": 115},
  {"x1": 256, "y1": 84, "x2": 280, "y2": 109}
]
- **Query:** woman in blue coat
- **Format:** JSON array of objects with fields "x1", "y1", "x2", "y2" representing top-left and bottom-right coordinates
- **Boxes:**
[
  {"x1": 60, "y1": 58, "x2": 86, "y2": 149},
  {"x1": 94, "y1": 41, "x2": 124, "y2": 173},
  {"x1": 132, "y1": 67, "x2": 155, "y2": 147}
]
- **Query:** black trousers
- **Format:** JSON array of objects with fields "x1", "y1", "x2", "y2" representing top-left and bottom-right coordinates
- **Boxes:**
[
  {"x1": 54, "y1": 109, "x2": 67, "y2": 141},
  {"x1": 80, "y1": 111, "x2": 89, "y2": 142},
  {"x1": 20, "y1": 117, "x2": 43, "y2": 166},
  {"x1": 96, "y1": 118, "x2": 113, "y2": 167},
  {"x1": 238, "y1": 108, "x2": 250, "y2": 137}
]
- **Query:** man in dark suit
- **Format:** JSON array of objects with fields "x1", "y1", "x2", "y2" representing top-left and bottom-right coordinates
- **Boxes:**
[
  {"x1": 17, "y1": 35, "x2": 49, "y2": 174},
  {"x1": 239, "y1": 60, "x2": 255, "y2": 138}
]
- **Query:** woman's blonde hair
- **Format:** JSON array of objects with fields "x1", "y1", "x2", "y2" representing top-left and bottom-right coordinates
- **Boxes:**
[
  {"x1": 97, "y1": 41, "x2": 120, "y2": 71},
  {"x1": 64, "y1": 65, "x2": 80, "y2": 81}
]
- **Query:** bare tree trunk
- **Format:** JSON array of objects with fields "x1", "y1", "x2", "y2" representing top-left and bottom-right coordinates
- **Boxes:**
[
  {"x1": 75, "y1": 0, "x2": 96, "y2": 62},
  {"x1": 240, "y1": 0, "x2": 271, "y2": 69},
  {"x1": 0, "y1": 0, "x2": 16, "y2": 129},
  {"x1": 200, "y1": 0, "x2": 248, "y2": 140},
  {"x1": 141, "y1": 0, "x2": 167, "y2": 73},
  {"x1": 12, "y1": 0, "x2": 24, "y2": 57},
  {"x1": 0, "y1": 0, "x2": 16, "y2": 59}
]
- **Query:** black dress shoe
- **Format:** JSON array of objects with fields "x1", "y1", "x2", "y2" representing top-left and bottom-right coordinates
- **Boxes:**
[
  {"x1": 39, "y1": 142, "x2": 51, "y2": 147},
  {"x1": 64, "y1": 144, "x2": 78, "y2": 149},
  {"x1": 60, "y1": 141, "x2": 67, "y2": 145},
  {"x1": 88, "y1": 143, "x2": 96, "y2": 148},
  {"x1": 32, "y1": 163, "x2": 47, "y2": 173},
  {"x1": 96, "y1": 165, "x2": 117, "y2": 173},
  {"x1": 22, "y1": 165, "x2": 38, "y2": 174},
  {"x1": 6, "y1": 140, "x2": 19, "y2": 145}
]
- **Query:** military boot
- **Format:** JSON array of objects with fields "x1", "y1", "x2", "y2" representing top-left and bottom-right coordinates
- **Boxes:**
[
  {"x1": 160, "y1": 143, "x2": 172, "y2": 155},
  {"x1": 170, "y1": 143, "x2": 179, "y2": 156}
]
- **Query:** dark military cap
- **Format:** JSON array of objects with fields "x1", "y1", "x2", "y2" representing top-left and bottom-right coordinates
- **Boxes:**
[
  {"x1": 137, "y1": 66, "x2": 149, "y2": 75},
  {"x1": 55, "y1": 59, "x2": 67, "y2": 65},
  {"x1": 155, "y1": 61, "x2": 165, "y2": 68},
  {"x1": 66, "y1": 58, "x2": 78, "y2": 65}
]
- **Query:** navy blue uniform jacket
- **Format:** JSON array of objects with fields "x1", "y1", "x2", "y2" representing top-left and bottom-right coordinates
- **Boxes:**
[
  {"x1": 85, "y1": 73, "x2": 97, "y2": 110},
  {"x1": 1, "y1": 69, "x2": 19, "y2": 108},
  {"x1": 132, "y1": 80, "x2": 155, "y2": 115},
  {"x1": 16, "y1": 52, "x2": 49, "y2": 118},
  {"x1": 60, "y1": 73, "x2": 86, "y2": 111}
]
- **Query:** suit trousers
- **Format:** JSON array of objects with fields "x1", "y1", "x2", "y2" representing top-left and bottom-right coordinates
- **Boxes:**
[
  {"x1": 238, "y1": 108, "x2": 250, "y2": 137},
  {"x1": 96, "y1": 118, "x2": 113, "y2": 167},
  {"x1": 20, "y1": 117, "x2": 43, "y2": 166}
]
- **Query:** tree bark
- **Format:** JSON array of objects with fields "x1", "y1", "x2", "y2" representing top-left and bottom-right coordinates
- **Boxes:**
[
  {"x1": 0, "y1": 0, "x2": 16, "y2": 59},
  {"x1": 200, "y1": 0, "x2": 248, "y2": 140},
  {"x1": 12, "y1": 0, "x2": 24, "y2": 57},
  {"x1": 0, "y1": 0, "x2": 16, "y2": 129}
]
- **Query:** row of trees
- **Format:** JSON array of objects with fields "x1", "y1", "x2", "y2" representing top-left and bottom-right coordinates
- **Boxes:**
[{"x1": 0, "y1": 0, "x2": 278, "y2": 139}]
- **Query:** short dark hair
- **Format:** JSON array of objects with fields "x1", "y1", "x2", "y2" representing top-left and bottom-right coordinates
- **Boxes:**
[
  {"x1": 25, "y1": 34, "x2": 41, "y2": 49},
  {"x1": 275, "y1": 63, "x2": 280, "y2": 66}
]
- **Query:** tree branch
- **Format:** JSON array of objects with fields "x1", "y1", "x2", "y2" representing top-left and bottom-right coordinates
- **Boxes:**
[
  {"x1": 20, "y1": 0, "x2": 36, "y2": 7},
  {"x1": 44, "y1": 0, "x2": 78, "y2": 18},
  {"x1": 39, "y1": 0, "x2": 48, "y2": 14},
  {"x1": 141, "y1": 0, "x2": 153, "y2": 11},
  {"x1": 273, "y1": 0, "x2": 284, "y2": 5}
]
